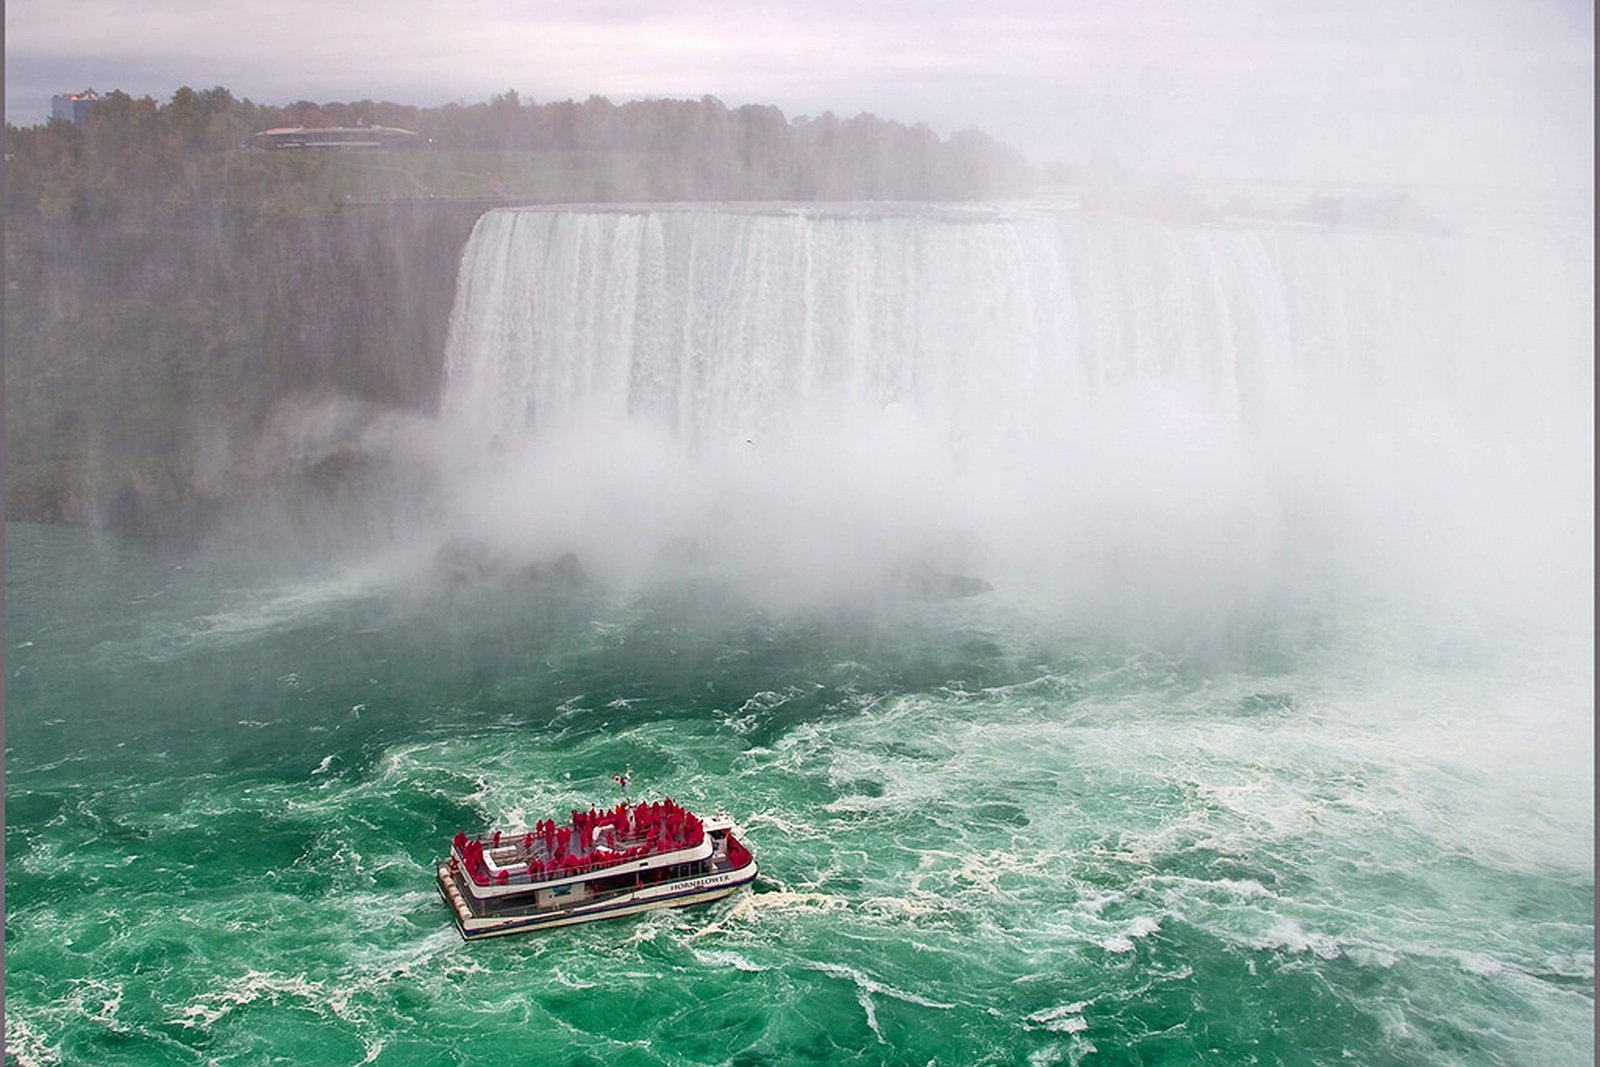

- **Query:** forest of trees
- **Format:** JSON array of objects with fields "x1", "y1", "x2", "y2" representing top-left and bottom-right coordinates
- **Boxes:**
[{"x1": 3, "y1": 85, "x2": 1037, "y2": 222}]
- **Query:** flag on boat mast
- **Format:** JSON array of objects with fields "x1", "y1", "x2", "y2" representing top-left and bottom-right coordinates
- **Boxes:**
[{"x1": 613, "y1": 766, "x2": 632, "y2": 803}]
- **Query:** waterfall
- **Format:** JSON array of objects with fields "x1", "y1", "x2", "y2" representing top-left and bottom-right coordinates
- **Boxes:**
[{"x1": 436, "y1": 201, "x2": 1592, "y2": 621}]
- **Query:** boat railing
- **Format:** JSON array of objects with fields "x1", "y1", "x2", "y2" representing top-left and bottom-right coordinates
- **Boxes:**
[
  {"x1": 450, "y1": 798, "x2": 716, "y2": 887},
  {"x1": 454, "y1": 832, "x2": 711, "y2": 887}
]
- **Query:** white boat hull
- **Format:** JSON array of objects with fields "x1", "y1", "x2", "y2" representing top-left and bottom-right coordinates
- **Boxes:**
[{"x1": 439, "y1": 860, "x2": 758, "y2": 940}]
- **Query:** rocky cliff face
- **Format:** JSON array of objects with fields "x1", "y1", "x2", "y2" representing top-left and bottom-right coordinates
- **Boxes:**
[{"x1": 4, "y1": 201, "x2": 485, "y2": 541}]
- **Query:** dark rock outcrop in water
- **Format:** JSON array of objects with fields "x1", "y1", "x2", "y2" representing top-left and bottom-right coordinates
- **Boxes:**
[
  {"x1": 433, "y1": 540, "x2": 588, "y2": 590},
  {"x1": 109, "y1": 463, "x2": 223, "y2": 544},
  {"x1": 519, "y1": 552, "x2": 589, "y2": 587},
  {"x1": 433, "y1": 537, "x2": 505, "y2": 586},
  {"x1": 886, "y1": 561, "x2": 994, "y2": 602}
]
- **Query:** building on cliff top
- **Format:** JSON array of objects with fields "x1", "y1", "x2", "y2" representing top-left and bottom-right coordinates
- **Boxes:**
[
  {"x1": 51, "y1": 90, "x2": 100, "y2": 127},
  {"x1": 250, "y1": 124, "x2": 422, "y2": 150}
]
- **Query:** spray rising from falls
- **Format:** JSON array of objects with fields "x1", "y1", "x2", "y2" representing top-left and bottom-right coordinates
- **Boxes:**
[{"x1": 434, "y1": 203, "x2": 1591, "y2": 626}]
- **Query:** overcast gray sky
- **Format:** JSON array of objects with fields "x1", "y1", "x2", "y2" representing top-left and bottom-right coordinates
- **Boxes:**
[{"x1": 5, "y1": 0, "x2": 1592, "y2": 189}]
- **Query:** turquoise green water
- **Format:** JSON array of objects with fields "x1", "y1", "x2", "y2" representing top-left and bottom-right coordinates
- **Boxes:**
[{"x1": 5, "y1": 520, "x2": 1591, "y2": 1065}]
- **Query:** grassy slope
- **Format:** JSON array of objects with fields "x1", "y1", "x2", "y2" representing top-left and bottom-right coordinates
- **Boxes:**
[{"x1": 313, "y1": 149, "x2": 664, "y2": 202}]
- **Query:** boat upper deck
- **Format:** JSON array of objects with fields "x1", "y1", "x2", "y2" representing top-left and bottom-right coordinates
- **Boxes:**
[{"x1": 451, "y1": 797, "x2": 713, "y2": 889}]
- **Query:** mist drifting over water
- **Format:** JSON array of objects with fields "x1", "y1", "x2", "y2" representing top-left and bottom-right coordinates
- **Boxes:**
[{"x1": 428, "y1": 198, "x2": 1592, "y2": 635}]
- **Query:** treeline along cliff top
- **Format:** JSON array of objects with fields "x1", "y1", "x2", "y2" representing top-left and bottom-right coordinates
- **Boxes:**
[
  {"x1": 5, "y1": 86, "x2": 1037, "y2": 220},
  {"x1": 2, "y1": 87, "x2": 1035, "y2": 541}
]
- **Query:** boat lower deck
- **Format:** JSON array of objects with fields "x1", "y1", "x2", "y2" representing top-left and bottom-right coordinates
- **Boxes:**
[
  {"x1": 438, "y1": 824, "x2": 758, "y2": 939},
  {"x1": 438, "y1": 852, "x2": 758, "y2": 939}
]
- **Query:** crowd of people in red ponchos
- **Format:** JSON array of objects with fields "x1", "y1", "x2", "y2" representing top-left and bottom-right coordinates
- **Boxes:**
[{"x1": 451, "y1": 798, "x2": 708, "y2": 887}]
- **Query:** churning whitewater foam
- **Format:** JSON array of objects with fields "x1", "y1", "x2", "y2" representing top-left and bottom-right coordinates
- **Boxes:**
[{"x1": 435, "y1": 201, "x2": 1591, "y2": 627}]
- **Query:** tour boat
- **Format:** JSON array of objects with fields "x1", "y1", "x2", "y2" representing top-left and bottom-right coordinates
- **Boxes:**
[{"x1": 436, "y1": 796, "x2": 758, "y2": 939}]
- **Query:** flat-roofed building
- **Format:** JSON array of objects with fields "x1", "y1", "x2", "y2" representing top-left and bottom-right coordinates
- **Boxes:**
[
  {"x1": 51, "y1": 90, "x2": 100, "y2": 127},
  {"x1": 251, "y1": 124, "x2": 421, "y2": 150}
]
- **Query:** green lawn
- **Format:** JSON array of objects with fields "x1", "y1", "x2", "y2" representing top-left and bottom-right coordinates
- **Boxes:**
[{"x1": 313, "y1": 149, "x2": 666, "y2": 202}]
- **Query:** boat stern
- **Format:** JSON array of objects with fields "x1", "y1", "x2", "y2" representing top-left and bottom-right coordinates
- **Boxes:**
[{"x1": 437, "y1": 862, "x2": 474, "y2": 934}]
